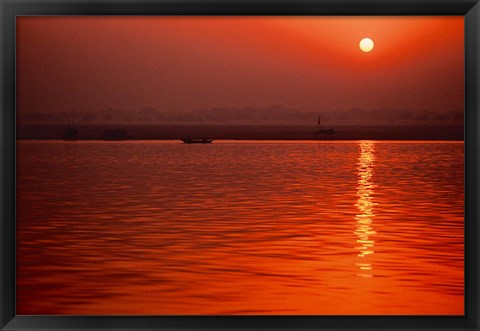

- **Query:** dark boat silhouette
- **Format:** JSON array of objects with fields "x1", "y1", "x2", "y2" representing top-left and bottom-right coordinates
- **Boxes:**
[
  {"x1": 181, "y1": 136, "x2": 213, "y2": 144},
  {"x1": 63, "y1": 121, "x2": 79, "y2": 140},
  {"x1": 102, "y1": 128, "x2": 128, "y2": 140},
  {"x1": 316, "y1": 115, "x2": 336, "y2": 134}
]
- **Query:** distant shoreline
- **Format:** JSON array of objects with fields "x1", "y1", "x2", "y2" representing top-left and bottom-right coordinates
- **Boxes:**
[{"x1": 17, "y1": 125, "x2": 464, "y2": 141}]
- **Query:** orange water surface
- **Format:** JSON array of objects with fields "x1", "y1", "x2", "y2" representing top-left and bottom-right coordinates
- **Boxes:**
[{"x1": 16, "y1": 140, "x2": 464, "y2": 315}]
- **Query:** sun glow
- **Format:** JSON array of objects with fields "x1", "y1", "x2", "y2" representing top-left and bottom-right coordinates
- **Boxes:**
[{"x1": 359, "y1": 38, "x2": 374, "y2": 52}]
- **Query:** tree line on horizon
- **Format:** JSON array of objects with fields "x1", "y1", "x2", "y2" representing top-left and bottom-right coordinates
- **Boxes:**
[{"x1": 18, "y1": 105, "x2": 464, "y2": 126}]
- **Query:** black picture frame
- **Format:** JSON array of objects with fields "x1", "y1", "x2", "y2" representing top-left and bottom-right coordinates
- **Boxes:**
[{"x1": 1, "y1": 0, "x2": 479, "y2": 330}]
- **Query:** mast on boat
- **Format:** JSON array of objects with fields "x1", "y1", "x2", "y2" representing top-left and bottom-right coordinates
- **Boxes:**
[{"x1": 316, "y1": 114, "x2": 336, "y2": 135}]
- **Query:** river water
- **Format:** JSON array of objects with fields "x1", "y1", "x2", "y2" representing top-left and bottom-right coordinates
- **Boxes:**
[{"x1": 16, "y1": 140, "x2": 464, "y2": 315}]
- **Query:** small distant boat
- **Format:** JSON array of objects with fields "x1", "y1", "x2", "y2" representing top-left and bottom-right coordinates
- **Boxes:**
[
  {"x1": 181, "y1": 136, "x2": 213, "y2": 144},
  {"x1": 316, "y1": 115, "x2": 336, "y2": 134},
  {"x1": 63, "y1": 121, "x2": 79, "y2": 141},
  {"x1": 102, "y1": 128, "x2": 128, "y2": 140}
]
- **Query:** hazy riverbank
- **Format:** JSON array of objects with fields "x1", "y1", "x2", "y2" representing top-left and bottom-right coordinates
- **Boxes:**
[{"x1": 17, "y1": 125, "x2": 463, "y2": 141}]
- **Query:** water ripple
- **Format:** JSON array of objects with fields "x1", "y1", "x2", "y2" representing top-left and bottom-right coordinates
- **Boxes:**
[{"x1": 16, "y1": 140, "x2": 463, "y2": 315}]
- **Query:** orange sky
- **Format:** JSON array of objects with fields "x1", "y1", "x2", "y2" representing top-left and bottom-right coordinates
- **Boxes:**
[{"x1": 16, "y1": 16, "x2": 464, "y2": 123}]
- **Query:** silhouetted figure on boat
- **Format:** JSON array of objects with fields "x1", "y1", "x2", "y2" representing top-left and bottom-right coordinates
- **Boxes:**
[
  {"x1": 63, "y1": 121, "x2": 79, "y2": 140},
  {"x1": 102, "y1": 128, "x2": 128, "y2": 140}
]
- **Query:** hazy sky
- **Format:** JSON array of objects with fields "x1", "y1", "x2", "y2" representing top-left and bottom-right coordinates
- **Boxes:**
[{"x1": 17, "y1": 16, "x2": 464, "y2": 123}]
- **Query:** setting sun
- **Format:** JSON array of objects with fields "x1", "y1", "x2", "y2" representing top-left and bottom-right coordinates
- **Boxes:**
[{"x1": 359, "y1": 37, "x2": 374, "y2": 52}]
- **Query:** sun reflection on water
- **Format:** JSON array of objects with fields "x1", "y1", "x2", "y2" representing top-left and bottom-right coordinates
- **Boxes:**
[{"x1": 355, "y1": 141, "x2": 377, "y2": 277}]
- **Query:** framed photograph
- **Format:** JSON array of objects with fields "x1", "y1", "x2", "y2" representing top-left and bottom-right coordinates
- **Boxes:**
[{"x1": 1, "y1": 0, "x2": 479, "y2": 330}]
